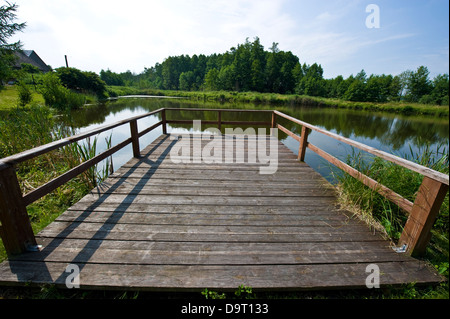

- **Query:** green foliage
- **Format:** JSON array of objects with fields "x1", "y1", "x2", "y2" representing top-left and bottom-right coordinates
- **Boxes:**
[
  {"x1": 234, "y1": 285, "x2": 254, "y2": 299},
  {"x1": 0, "y1": 2, "x2": 26, "y2": 86},
  {"x1": 55, "y1": 67, "x2": 107, "y2": 99},
  {"x1": 100, "y1": 69, "x2": 124, "y2": 86},
  {"x1": 16, "y1": 80, "x2": 32, "y2": 106},
  {"x1": 201, "y1": 288, "x2": 226, "y2": 299},
  {"x1": 20, "y1": 63, "x2": 41, "y2": 74},
  {"x1": 40, "y1": 72, "x2": 84, "y2": 110}
]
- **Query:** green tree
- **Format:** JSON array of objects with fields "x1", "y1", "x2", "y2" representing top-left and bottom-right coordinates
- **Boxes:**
[
  {"x1": 218, "y1": 64, "x2": 236, "y2": 91},
  {"x1": 0, "y1": 2, "x2": 26, "y2": 86},
  {"x1": 430, "y1": 74, "x2": 449, "y2": 105},
  {"x1": 407, "y1": 66, "x2": 432, "y2": 102},
  {"x1": 296, "y1": 63, "x2": 326, "y2": 96},
  {"x1": 179, "y1": 71, "x2": 195, "y2": 91},
  {"x1": 204, "y1": 68, "x2": 220, "y2": 91},
  {"x1": 100, "y1": 69, "x2": 124, "y2": 86},
  {"x1": 344, "y1": 79, "x2": 367, "y2": 101}
]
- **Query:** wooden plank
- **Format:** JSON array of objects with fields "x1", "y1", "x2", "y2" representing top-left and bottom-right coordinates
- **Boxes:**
[
  {"x1": 74, "y1": 194, "x2": 339, "y2": 207},
  {"x1": 16, "y1": 242, "x2": 411, "y2": 265},
  {"x1": 85, "y1": 184, "x2": 337, "y2": 197},
  {"x1": 65, "y1": 203, "x2": 347, "y2": 215},
  {"x1": 39, "y1": 221, "x2": 376, "y2": 235},
  {"x1": 55, "y1": 211, "x2": 357, "y2": 225},
  {"x1": 35, "y1": 237, "x2": 394, "y2": 252},
  {"x1": 107, "y1": 171, "x2": 325, "y2": 182},
  {"x1": 0, "y1": 261, "x2": 442, "y2": 290}
]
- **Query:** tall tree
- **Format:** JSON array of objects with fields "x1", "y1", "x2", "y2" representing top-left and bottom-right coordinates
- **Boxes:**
[
  {"x1": 407, "y1": 66, "x2": 432, "y2": 102},
  {"x1": 430, "y1": 74, "x2": 449, "y2": 105},
  {"x1": 0, "y1": 1, "x2": 26, "y2": 86}
]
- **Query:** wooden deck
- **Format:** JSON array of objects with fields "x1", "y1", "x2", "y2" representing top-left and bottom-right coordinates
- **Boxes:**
[{"x1": 0, "y1": 133, "x2": 443, "y2": 291}]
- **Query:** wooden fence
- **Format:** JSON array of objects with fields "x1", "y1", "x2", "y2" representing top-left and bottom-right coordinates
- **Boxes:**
[{"x1": 0, "y1": 108, "x2": 448, "y2": 257}]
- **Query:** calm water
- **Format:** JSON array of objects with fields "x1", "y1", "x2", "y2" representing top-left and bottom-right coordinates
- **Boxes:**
[{"x1": 60, "y1": 97, "x2": 449, "y2": 183}]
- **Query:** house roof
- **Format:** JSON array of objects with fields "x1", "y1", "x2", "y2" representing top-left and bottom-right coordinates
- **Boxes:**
[{"x1": 14, "y1": 50, "x2": 51, "y2": 73}]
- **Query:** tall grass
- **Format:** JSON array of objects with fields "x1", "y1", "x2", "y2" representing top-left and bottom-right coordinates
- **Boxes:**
[
  {"x1": 0, "y1": 104, "x2": 112, "y2": 262},
  {"x1": 334, "y1": 144, "x2": 449, "y2": 282}
]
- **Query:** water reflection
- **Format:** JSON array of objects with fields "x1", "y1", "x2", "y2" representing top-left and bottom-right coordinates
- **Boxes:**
[{"x1": 58, "y1": 97, "x2": 449, "y2": 183}]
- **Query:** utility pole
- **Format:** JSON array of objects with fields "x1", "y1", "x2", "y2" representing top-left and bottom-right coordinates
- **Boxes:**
[{"x1": 65, "y1": 55, "x2": 69, "y2": 68}]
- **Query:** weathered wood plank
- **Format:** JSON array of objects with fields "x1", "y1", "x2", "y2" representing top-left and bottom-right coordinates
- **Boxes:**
[
  {"x1": 74, "y1": 194, "x2": 339, "y2": 207},
  {"x1": 65, "y1": 203, "x2": 346, "y2": 215},
  {"x1": 39, "y1": 221, "x2": 377, "y2": 235},
  {"x1": 15, "y1": 243, "x2": 411, "y2": 265},
  {"x1": 56, "y1": 211, "x2": 354, "y2": 225},
  {"x1": 84, "y1": 185, "x2": 337, "y2": 198},
  {"x1": 0, "y1": 261, "x2": 441, "y2": 290},
  {"x1": 36, "y1": 238, "x2": 391, "y2": 252}
]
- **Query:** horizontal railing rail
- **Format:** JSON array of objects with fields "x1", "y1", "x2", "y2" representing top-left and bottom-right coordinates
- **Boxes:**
[
  {"x1": 0, "y1": 107, "x2": 448, "y2": 258},
  {"x1": 164, "y1": 108, "x2": 272, "y2": 131}
]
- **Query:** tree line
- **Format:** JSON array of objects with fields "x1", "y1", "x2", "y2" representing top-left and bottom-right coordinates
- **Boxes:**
[{"x1": 100, "y1": 37, "x2": 449, "y2": 106}]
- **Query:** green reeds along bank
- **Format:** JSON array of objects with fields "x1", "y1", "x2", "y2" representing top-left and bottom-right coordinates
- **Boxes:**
[
  {"x1": 334, "y1": 144, "x2": 449, "y2": 283},
  {"x1": 0, "y1": 104, "x2": 112, "y2": 262}
]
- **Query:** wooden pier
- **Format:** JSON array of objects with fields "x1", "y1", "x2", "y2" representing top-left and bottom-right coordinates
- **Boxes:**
[{"x1": 0, "y1": 108, "x2": 447, "y2": 291}]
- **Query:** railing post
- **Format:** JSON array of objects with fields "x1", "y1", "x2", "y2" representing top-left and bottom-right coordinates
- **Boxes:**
[
  {"x1": 398, "y1": 177, "x2": 449, "y2": 256},
  {"x1": 0, "y1": 164, "x2": 37, "y2": 255},
  {"x1": 161, "y1": 109, "x2": 167, "y2": 134},
  {"x1": 298, "y1": 126, "x2": 310, "y2": 162},
  {"x1": 130, "y1": 119, "x2": 140, "y2": 158},
  {"x1": 271, "y1": 112, "x2": 277, "y2": 129},
  {"x1": 217, "y1": 110, "x2": 222, "y2": 132}
]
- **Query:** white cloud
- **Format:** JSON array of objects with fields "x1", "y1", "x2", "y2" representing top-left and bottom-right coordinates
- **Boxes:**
[{"x1": 9, "y1": 0, "x2": 449, "y2": 77}]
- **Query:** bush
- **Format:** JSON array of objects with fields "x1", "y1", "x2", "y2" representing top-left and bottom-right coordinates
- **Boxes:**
[
  {"x1": 55, "y1": 67, "x2": 107, "y2": 99},
  {"x1": 40, "y1": 72, "x2": 84, "y2": 110},
  {"x1": 17, "y1": 81, "x2": 33, "y2": 106}
]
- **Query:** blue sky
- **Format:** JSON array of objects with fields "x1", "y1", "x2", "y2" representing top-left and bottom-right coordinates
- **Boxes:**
[{"x1": 10, "y1": 0, "x2": 449, "y2": 79}]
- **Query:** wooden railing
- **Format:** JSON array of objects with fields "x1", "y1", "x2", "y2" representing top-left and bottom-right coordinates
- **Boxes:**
[
  {"x1": 0, "y1": 107, "x2": 448, "y2": 257},
  {"x1": 272, "y1": 110, "x2": 449, "y2": 257}
]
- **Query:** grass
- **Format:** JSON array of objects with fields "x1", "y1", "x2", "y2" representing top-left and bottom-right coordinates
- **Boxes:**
[
  {"x1": 333, "y1": 144, "x2": 449, "y2": 298},
  {"x1": 107, "y1": 86, "x2": 450, "y2": 117},
  {"x1": 0, "y1": 85, "x2": 45, "y2": 112}
]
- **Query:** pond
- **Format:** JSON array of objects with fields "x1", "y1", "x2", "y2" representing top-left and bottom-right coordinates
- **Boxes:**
[{"x1": 60, "y1": 97, "x2": 450, "y2": 183}]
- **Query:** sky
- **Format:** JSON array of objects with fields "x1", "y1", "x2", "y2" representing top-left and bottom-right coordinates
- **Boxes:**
[{"x1": 9, "y1": 0, "x2": 450, "y2": 79}]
